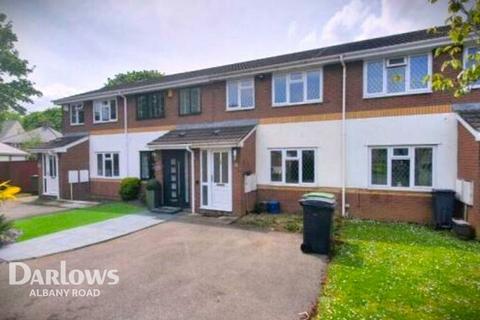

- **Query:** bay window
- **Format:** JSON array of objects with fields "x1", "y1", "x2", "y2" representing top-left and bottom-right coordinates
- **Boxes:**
[
  {"x1": 70, "y1": 103, "x2": 84, "y2": 125},
  {"x1": 227, "y1": 78, "x2": 255, "y2": 110},
  {"x1": 270, "y1": 149, "x2": 315, "y2": 184},
  {"x1": 94, "y1": 99, "x2": 117, "y2": 123},
  {"x1": 273, "y1": 69, "x2": 322, "y2": 106},
  {"x1": 364, "y1": 53, "x2": 431, "y2": 97},
  {"x1": 370, "y1": 146, "x2": 433, "y2": 189},
  {"x1": 96, "y1": 152, "x2": 120, "y2": 177}
]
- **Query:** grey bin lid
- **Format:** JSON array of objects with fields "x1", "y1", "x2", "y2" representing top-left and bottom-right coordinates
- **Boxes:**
[{"x1": 299, "y1": 198, "x2": 336, "y2": 208}]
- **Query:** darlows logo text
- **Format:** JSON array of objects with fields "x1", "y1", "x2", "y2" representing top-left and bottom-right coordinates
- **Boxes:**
[{"x1": 9, "y1": 261, "x2": 119, "y2": 297}]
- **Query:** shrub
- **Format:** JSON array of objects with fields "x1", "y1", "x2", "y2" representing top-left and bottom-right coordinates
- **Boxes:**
[
  {"x1": 0, "y1": 214, "x2": 12, "y2": 236},
  {"x1": 145, "y1": 178, "x2": 160, "y2": 190},
  {"x1": 119, "y1": 177, "x2": 141, "y2": 201}
]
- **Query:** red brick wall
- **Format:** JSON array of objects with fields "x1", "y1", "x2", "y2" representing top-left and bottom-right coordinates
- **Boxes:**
[
  {"x1": 58, "y1": 141, "x2": 90, "y2": 200},
  {"x1": 457, "y1": 123, "x2": 480, "y2": 238},
  {"x1": 90, "y1": 179, "x2": 121, "y2": 200},
  {"x1": 233, "y1": 131, "x2": 256, "y2": 215}
]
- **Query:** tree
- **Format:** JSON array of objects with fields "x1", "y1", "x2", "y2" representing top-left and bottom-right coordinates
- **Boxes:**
[
  {"x1": 429, "y1": 0, "x2": 480, "y2": 96},
  {"x1": 0, "y1": 13, "x2": 41, "y2": 114},
  {"x1": 104, "y1": 70, "x2": 164, "y2": 88},
  {"x1": 0, "y1": 110, "x2": 20, "y2": 123},
  {"x1": 21, "y1": 107, "x2": 62, "y2": 131}
]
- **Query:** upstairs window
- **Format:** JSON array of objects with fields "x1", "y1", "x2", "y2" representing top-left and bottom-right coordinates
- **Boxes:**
[
  {"x1": 273, "y1": 69, "x2": 322, "y2": 106},
  {"x1": 464, "y1": 46, "x2": 480, "y2": 88},
  {"x1": 179, "y1": 87, "x2": 201, "y2": 115},
  {"x1": 69, "y1": 103, "x2": 84, "y2": 125},
  {"x1": 270, "y1": 149, "x2": 315, "y2": 184},
  {"x1": 370, "y1": 146, "x2": 433, "y2": 189},
  {"x1": 96, "y1": 152, "x2": 120, "y2": 177},
  {"x1": 93, "y1": 99, "x2": 117, "y2": 123},
  {"x1": 227, "y1": 78, "x2": 255, "y2": 110},
  {"x1": 137, "y1": 92, "x2": 165, "y2": 120},
  {"x1": 364, "y1": 53, "x2": 431, "y2": 97}
]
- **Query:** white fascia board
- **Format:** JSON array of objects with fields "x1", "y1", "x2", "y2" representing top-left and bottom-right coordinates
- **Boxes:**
[
  {"x1": 53, "y1": 37, "x2": 452, "y2": 105},
  {"x1": 147, "y1": 144, "x2": 191, "y2": 150},
  {"x1": 456, "y1": 114, "x2": 480, "y2": 141}
]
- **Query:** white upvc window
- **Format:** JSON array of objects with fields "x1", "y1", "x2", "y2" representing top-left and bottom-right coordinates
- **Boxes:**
[
  {"x1": 369, "y1": 146, "x2": 435, "y2": 190},
  {"x1": 363, "y1": 53, "x2": 432, "y2": 98},
  {"x1": 226, "y1": 78, "x2": 255, "y2": 110},
  {"x1": 272, "y1": 69, "x2": 323, "y2": 107},
  {"x1": 93, "y1": 99, "x2": 117, "y2": 123},
  {"x1": 69, "y1": 103, "x2": 84, "y2": 125},
  {"x1": 270, "y1": 148, "x2": 315, "y2": 185},
  {"x1": 96, "y1": 152, "x2": 120, "y2": 177},
  {"x1": 463, "y1": 46, "x2": 480, "y2": 88}
]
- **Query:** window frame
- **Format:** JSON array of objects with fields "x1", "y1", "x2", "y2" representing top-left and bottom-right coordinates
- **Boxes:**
[
  {"x1": 226, "y1": 78, "x2": 255, "y2": 111},
  {"x1": 272, "y1": 68, "x2": 323, "y2": 107},
  {"x1": 96, "y1": 152, "x2": 120, "y2": 178},
  {"x1": 363, "y1": 52, "x2": 433, "y2": 99},
  {"x1": 139, "y1": 151, "x2": 155, "y2": 180},
  {"x1": 136, "y1": 91, "x2": 165, "y2": 121},
  {"x1": 368, "y1": 145, "x2": 435, "y2": 191},
  {"x1": 69, "y1": 103, "x2": 84, "y2": 126},
  {"x1": 463, "y1": 46, "x2": 480, "y2": 89},
  {"x1": 269, "y1": 148, "x2": 316, "y2": 185},
  {"x1": 178, "y1": 87, "x2": 202, "y2": 116},
  {"x1": 93, "y1": 99, "x2": 118, "y2": 123}
]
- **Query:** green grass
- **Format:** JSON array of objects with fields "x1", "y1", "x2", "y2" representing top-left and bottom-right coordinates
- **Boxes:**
[
  {"x1": 13, "y1": 202, "x2": 143, "y2": 242},
  {"x1": 235, "y1": 213, "x2": 303, "y2": 233},
  {"x1": 317, "y1": 220, "x2": 480, "y2": 320}
]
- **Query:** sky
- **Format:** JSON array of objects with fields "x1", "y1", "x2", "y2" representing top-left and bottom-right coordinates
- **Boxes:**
[{"x1": 0, "y1": 0, "x2": 449, "y2": 112}]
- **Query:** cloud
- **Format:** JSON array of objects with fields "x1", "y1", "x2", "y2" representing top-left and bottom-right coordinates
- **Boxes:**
[
  {"x1": 309, "y1": 0, "x2": 448, "y2": 48},
  {"x1": 38, "y1": 83, "x2": 81, "y2": 99}
]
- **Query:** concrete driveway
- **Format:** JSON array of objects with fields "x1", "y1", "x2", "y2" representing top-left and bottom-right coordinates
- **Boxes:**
[{"x1": 0, "y1": 218, "x2": 327, "y2": 320}]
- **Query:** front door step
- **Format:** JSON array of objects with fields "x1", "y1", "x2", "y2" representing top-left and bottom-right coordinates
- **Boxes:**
[{"x1": 151, "y1": 206, "x2": 182, "y2": 214}]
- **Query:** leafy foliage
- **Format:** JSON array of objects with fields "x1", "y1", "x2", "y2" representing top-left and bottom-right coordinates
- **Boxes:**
[
  {"x1": 119, "y1": 177, "x2": 142, "y2": 201},
  {"x1": 0, "y1": 110, "x2": 20, "y2": 123},
  {"x1": 429, "y1": 0, "x2": 480, "y2": 96},
  {"x1": 0, "y1": 214, "x2": 12, "y2": 237},
  {"x1": 0, "y1": 13, "x2": 41, "y2": 114},
  {"x1": 104, "y1": 70, "x2": 164, "y2": 88},
  {"x1": 21, "y1": 107, "x2": 62, "y2": 131}
]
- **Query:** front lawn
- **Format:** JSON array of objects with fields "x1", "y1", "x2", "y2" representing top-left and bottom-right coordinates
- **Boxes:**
[
  {"x1": 317, "y1": 220, "x2": 480, "y2": 320},
  {"x1": 13, "y1": 202, "x2": 143, "y2": 242},
  {"x1": 235, "y1": 213, "x2": 303, "y2": 233}
]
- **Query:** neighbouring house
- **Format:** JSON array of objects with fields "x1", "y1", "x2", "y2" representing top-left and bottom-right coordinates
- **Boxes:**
[
  {"x1": 0, "y1": 120, "x2": 25, "y2": 140},
  {"x1": 32, "y1": 26, "x2": 480, "y2": 237},
  {"x1": 0, "y1": 124, "x2": 62, "y2": 149},
  {"x1": 0, "y1": 142, "x2": 29, "y2": 162}
]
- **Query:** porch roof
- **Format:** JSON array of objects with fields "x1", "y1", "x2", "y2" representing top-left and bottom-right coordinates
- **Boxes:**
[
  {"x1": 29, "y1": 134, "x2": 89, "y2": 153},
  {"x1": 147, "y1": 124, "x2": 256, "y2": 149}
]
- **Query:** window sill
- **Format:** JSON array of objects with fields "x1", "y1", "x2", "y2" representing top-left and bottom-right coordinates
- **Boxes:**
[
  {"x1": 91, "y1": 176, "x2": 122, "y2": 180},
  {"x1": 367, "y1": 185, "x2": 433, "y2": 192},
  {"x1": 70, "y1": 123, "x2": 85, "y2": 126},
  {"x1": 272, "y1": 100, "x2": 322, "y2": 108},
  {"x1": 179, "y1": 112, "x2": 202, "y2": 117},
  {"x1": 268, "y1": 182, "x2": 317, "y2": 187},
  {"x1": 136, "y1": 116, "x2": 165, "y2": 121},
  {"x1": 226, "y1": 106, "x2": 255, "y2": 112},
  {"x1": 363, "y1": 89, "x2": 432, "y2": 99},
  {"x1": 93, "y1": 119, "x2": 118, "y2": 124}
]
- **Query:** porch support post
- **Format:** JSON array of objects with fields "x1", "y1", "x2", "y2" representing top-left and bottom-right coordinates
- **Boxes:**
[{"x1": 187, "y1": 146, "x2": 195, "y2": 213}]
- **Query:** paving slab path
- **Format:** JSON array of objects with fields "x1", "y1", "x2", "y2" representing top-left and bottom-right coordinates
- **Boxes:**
[{"x1": 0, "y1": 212, "x2": 175, "y2": 261}]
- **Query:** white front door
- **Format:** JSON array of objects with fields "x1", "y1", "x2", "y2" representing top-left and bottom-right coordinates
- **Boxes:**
[
  {"x1": 200, "y1": 149, "x2": 232, "y2": 212},
  {"x1": 42, "y1": 153, "x2": 59, "y2": 197}
]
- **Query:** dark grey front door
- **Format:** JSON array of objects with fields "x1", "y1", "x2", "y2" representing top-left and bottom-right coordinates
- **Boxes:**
[{"x1": 162, "y1": 150, "x2": 187, "y2": 207}]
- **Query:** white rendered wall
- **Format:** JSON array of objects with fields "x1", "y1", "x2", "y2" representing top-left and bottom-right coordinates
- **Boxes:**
[
  {"x1": 89, "y1": 131, "x2": 167, "y2": 179},
  {"x1": 256, "y1": 113, "x2": 457, "y2": 190}
]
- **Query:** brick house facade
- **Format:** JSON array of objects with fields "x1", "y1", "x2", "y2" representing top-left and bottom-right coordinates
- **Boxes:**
[{"x1": 31, "y1": 27, "x2": 480, "y2": 237}]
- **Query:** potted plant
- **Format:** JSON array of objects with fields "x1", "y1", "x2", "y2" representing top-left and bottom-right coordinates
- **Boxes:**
[{"x1": 145, "y1": 179, "x2": 161, "y2": 211}]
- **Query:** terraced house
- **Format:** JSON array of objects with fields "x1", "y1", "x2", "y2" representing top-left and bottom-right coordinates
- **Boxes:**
[{"x1": 33, "y1": 27, "x2": 480, "y2": 237}]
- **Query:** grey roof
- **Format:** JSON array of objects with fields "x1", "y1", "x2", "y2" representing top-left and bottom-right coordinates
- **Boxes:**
[
  {"x1": 148, "y1": 124, "x2": 256, "y2": 147},
  {"x1": 454, "y1": 103, "x2": 480, "y2": 131},
  {"x1": 32, "y1": 134, "x2": 88, "y2": 151},
  {"x1": 58, "y1": 26, "x2": 449, "y2": 102},
  {"x1": 0, "y1": 126, "x2": 62, "y2": 144},
  {"x1": 0, "y1": 120, "x2": 25, "y2": 139},
  {"x1": 0, "y1": 142, "x2": 28, "y2": 156}
]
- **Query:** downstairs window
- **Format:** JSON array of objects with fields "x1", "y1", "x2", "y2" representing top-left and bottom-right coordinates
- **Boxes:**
[{"x1": 270, "y1": 149, "x2": 315, "y2": 184}]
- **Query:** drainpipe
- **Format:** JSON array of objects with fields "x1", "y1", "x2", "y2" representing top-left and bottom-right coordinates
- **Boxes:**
[
  {"x1": 119, "y1": 93, "x2": 129, "y2": 176},
  {"x1": 340, "y1": 55, "x2": 347, "y2": 217},
  {"x1": 186, "y1": 146, "x2": 195, "y2": 214}
]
